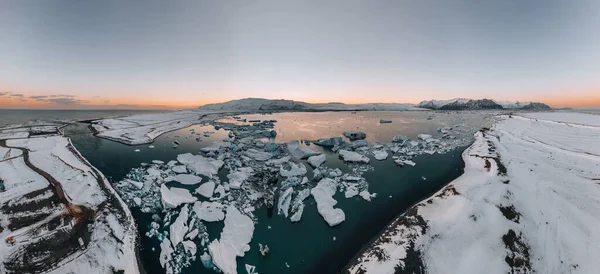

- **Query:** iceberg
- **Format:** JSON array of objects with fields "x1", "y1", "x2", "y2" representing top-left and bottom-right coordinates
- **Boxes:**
[
  {"x1": 159, "y1": 238, "x2": 174, "y2": 269},
  {"x1": 279, "y1": 162, "x2": 307, "y2": 177},
  {"x1": 201, "y1": 141, "x2": 230, "y2": 153},
  {"x1": 307, "y1": 154, "x2": 326, "y2": 168},
  {"x1": 171, "y1": 165, "x2": 187, "y2": 173},
  {"x1": 266, "y1": 156, "x2": 291, "y2": 166},
  {"x1": 227, "y1": 167, "x2": 254, "y2": 189},
  {"x1": 313, "y1": 137, "x2": 345, "y2": 148},
  {"x1": 277, "y1": 187, "x2": 294, "y2": 218},
  {"x1": 343, "y1": 131, "x2": 367, "y2": 141},
  {"x1": 311, "y1": 178, "x2": 345, "y2": 226},
  {"x1": 372, "y1": 150, "x2": 388, "y2": 160},
  {"x1": 243, "y1": 149, "x2": 273, "y2": 161},
  {"x1": 195, "y1": 181, "x2": 216, "y2": 198},
  {"x1": 193, "y1": 201, "x2": 225, "y2": 222},
  {"x1": 170, "y1": 205, "x2": 190, "y2": 248},
  {"x1": 174, "y1": 174, "x2": 203, "y2": 185},
  {"x1": 208, "y1": 206, "x2": 255, "y2": 274},
  {"x1": 287, "y1": 140, "x2": 321, "y2": 159},
  {"x1": 177, "y1": 153, "x2": 224, "y2": 178},
  {"x1": 338, "y1": 150, "x2": 370, "y2": 163},
  {"x1": 161, "y1": 184, "x2": 198, "y2": 209}
]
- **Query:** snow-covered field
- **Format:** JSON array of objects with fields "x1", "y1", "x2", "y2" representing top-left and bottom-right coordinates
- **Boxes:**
[
  {"x1": 0, "y1": 125, "x2": 139, "y2": 274},
  {"x1": 346, "y1": 112, "x2": 600, "y2": 274}
]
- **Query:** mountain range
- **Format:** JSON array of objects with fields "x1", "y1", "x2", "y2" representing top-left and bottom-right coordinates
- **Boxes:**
[{"x1": 198, "y1": 98, "x2": 551, "y2": 111}]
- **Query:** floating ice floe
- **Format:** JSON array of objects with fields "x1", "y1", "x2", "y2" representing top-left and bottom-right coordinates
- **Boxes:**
[
  {"x1": 174, "y1": 174, "x2": 203, "y2": 185},
  {"x1": 279, "y1": 162, "x2": 307, "y2": 177},
  {"x1": 171, "y1": 165, "x2": 187, "y2": 173},
  {"x1": 170, "y1": 205, "x2": 190, "y2": 248},
  {"x1": 311, "y1": 178, "x2": 345, "y2": 226},
  {"x1": 177, "y1": 153, "x2": 224, "y2": 178},
  {"x1": 244, "y1": 149, "x2": 273, "y2": 161},
  {"x1": 266, "y1": 156, "x2": 291, "y2": 166},
  {"x1": 208, "y1": 206, "x2": 255, "y2": 274},
  {"x1": 277, "y1": 187, "x2": 294, "y2": 218},
  {"x1": 287, "y1": 140, "x2": 321, "y2": 159},
  {"x1": 161, "y1": 184, "x2": 198, "y2": 209},
  {"x1": 338, "y1": 150, "x2": 370, "y2": 164},
  {"x1": 195, "y1": 181, "x2": 216, "y2": 198},
  {"x1": 193, "y1": 201, "x2": 225, "y2": 222},
  {"x1": 372, "y1": 150, "x2": 388, "y2": 160},
  {"x1": 307, "y1": 154, "x2": 326, "y2": 168},
  {"x1": 201, "y1": 141, "x2": 230, "y2": 153},
  {"x1": 227, "y1": 167, "x2": 254, "y2": 189},
  {"x1": 343, "y1": 131, "x2": 367, "y2": 141}
]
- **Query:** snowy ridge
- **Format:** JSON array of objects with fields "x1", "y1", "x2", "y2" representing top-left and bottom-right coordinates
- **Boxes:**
[
  {"x1": 346, "y1": 112, "x2": 600, "y2": 274},
  {"x1": 418, "y1": 98, "x2": 550, "y2": 110},
  {"x1": 198, "y1": 98, "x2": 422, "y2": 112}
]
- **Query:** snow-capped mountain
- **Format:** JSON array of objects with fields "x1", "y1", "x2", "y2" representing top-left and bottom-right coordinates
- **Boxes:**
[
  {"x1": 418, "y1": 98, "x2": 550, "y2": 110},
  {"x1": 198, "y1": 98, "x2": 421, "y2": 111}
]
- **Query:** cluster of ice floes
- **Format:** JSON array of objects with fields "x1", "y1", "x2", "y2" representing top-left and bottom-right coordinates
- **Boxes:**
[
  {"x1": 347, "y1": 112, "x2": 600, "y2": 274},
  {"x1": 0, "y1": 124, "x2": 138, "y2": 274},
  {"x1": 111, "y1": 114, "x2": 477, "y2": 273}
]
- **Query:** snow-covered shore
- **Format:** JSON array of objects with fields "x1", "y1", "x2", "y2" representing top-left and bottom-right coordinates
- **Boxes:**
[
  {"x1": 0, "y1": 125, "x2": 139, "y2": 274},
  {"x1": 346, "y1": 112, "x2": 600, "y2": 274}
]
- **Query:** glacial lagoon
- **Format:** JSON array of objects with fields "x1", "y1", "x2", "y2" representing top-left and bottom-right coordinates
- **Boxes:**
[{"x1": 61, "y1": 110, "x2": 488, "y2": 274}]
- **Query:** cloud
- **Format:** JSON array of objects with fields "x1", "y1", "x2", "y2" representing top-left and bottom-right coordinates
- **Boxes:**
[
  {"x1": 29, "y1": 94, "x2": 88, "y2": 105},
  {"x1": 0, "y1": 92, "x2": 8, "y2": 97},
  {"x1": 10, "y1": 94, "x2": 24, "y2": 97}
]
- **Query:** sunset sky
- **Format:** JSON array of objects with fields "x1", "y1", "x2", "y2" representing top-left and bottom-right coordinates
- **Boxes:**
[{"x1": 1, "y1": 0, "x2": 599, "y2": 109}]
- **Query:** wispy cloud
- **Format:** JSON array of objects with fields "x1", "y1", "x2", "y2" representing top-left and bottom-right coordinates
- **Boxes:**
[
  {"x1": 10, "y1": 94, "x2": 24, "y2": 97},
  {"x1": 29, "y1": 94, "x2": 87, "y2": 105},
  {"x1": 0, "y1": 92, "x2": 10, "y2": 97}
]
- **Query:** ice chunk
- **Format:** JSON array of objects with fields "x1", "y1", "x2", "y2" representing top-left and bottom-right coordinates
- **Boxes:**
[
  {"x1": 287, "y1": 140, "x2": 321, "y2": 159},
  {"x1": 392, "y1": 135, "x2": 409, "y2": 144},
  {"x1": 182, "y1": 240, "x2": 197, "y2": 257},
  {"x1": 133, "y1": 197, "x2": 142, "y2": 206},
  {"x1": 177, "y1": 153, "x2": 224, "y2": 178},
  {"x1": 172, "y1": 165, "x2": 187, "y2": 173},
  {"x1": 344, "y1": 185, "x2": 359, "y2": 198},
  {"x1": 227, "y1": 167, "x2": 254, "y2": 189},
  {"x1": 193, "y1": 201, "x2": 225, "y2": 222},
  {"x1": 343, "y1": 131, "x2": 366, "y2": 141},
  {"x1": 175, "y1": 174, "x2": 203, "y2": 185},
  {"x1": 372, "y1": 150, "x2": 388, "y2": 160},
  {"x1": 200, "y1": 252, "x2": 213, "y2": 269},
  {"x1": 313, "y1": 137, "x2": 345, "y2": 148},
  {"x1": 245, "y1": 264, "x2": 258, "y2": 274},
  {"x1": 159, "y1": 238, "x2": 174, "y2": 269},
  {"x1": 338, "y1": 150, "x2": 370, "y2": 163},
  {"x1": 244, "y1": 149, "x2": 273, "y2": 161},
  {"x1": 290, "y1": 204, "x2": 305, "y2": 222},
  {"x1": 266, "y1": 156, "x2": 291, "y2": 166},
  {"x1": 394, "y1": 159, "x2": 416, "y2": 167},
  {"x1": 417, "y1": 134, "x2": 433, "y2": 141},
  {"x1": 170, "y1": 205, "x2": 189, "y2": 247},
  {"x1": 307, "y1": 154, "x2": 326, "y2": 168},
  {"x1": 152, "y1": 160, "x2": 165, "y2": 164},
  {"x1": 277, "y1": 187, "x2": 294, "y2": 218},
  {"x1": 208, "y1": 206, "x2": 255, "y2": 274},
  {"x1": 311, "y1": 178, "x2": 345, "y2": 226},
  {"x1": 161, "y1": 184, "x2": 197, "y2": 209},
  {"x1": 359, "y1": 191, "x2": 376, "y2": 201},
  {"x1": 195, "y1": 181, "x2": 216, "y2": 198},
  {"x1": 201, "y1": 141, "x2": 231, "y2": 153},
  {"x1": 280, "y1": 162, "x2": 307, "y2": 177}
]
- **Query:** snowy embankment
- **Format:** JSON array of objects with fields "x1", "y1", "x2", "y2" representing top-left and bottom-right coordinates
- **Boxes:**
[
  {"x1": 91, "y1": 110, "x2": 227, "y2": 145},
  {"x1": 346, "y1": 112, "x2": 600, "y2": 274},
  {"x1": 0, "y1": 125, "x2": 139, "y2": 274}
]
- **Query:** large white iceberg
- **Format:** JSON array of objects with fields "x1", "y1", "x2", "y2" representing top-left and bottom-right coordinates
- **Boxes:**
[
  {"x1": 161, "y1": 184, "x2": 198, "y2": 209},
  {"x1": 170, "y1": 205, "x2": 190, "y2": 248},
  {"x1": 307, "y1": 154, "x2": 326, "y2": 168},
  {"x1": 277, "y1": 187, "x2": 294, "y2": 218},
  {"x1": 338, "y1": 150, "x2": 370, "y2": 163},
  {"x1": 177, "y1": 153, "x2": 224, "y2": 178},
  {"x1": 279, "y1": 162, "x2": 307, "y2": 177},
  {"x1": 193, "y1": 201, "x2": 225, "y2": 222},
  {"x1": 208, "y1": 206, "x2": 255, "y2": 274},
  {"x1": 311, "y1": 178, "x2": 345, "y2": 226},
  {"x1": 175, "y1": 174, "x2": 203, "y2": 185},
  {"x1": 287, "y1": 140, "x2": 321, "y2": 159},
  {"x1": 227, "y1": 167, "x2": 254, "y2": 189},
  {"x1": 195, "y1": 181, "x2": 216, "y2": 198}
]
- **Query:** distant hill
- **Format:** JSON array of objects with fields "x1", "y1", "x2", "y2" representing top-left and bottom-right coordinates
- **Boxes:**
[
  {"x1": 418, "y1": 98, "x2": 550, "y2": 110},
  {"x1": 198, "y1": 98, "x2": 551, "y2": 112},
  {"x1": 198, "y1": 98, "x2": 422, "y2": 111}
]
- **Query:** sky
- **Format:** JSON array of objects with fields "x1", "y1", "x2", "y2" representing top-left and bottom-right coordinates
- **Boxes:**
[{"x1": 1, "y1": 0, "x2": 599, "y2": 109}]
